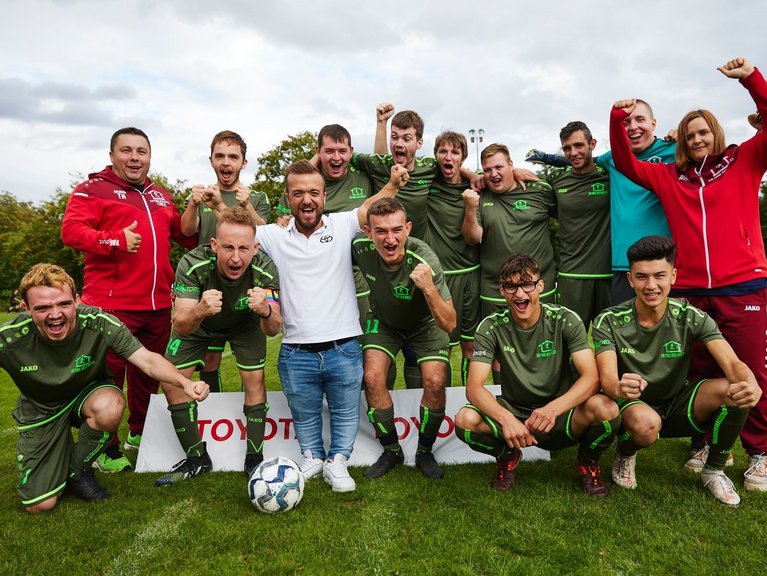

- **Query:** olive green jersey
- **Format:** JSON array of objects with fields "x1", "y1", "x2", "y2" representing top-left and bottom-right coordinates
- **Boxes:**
[
  {"x1": 0, "y1": 306, "x2": 141, "y2": 408},
  {"x1": 350, "y1": 153, "x2": 438, "y2": 239},
  {"x1": 425, "y1": 178, "x2": 479, "y2": 274},
  {"x1": 592, "y1": 298, "x2": 723, "y2": 405},
  {"x1": 174, "y1": 245, "x2": 280, "y2": 333},
  {"x1": 276, "y1": 166, "x2": 374, "y2": 217},
  {"x1": 475, "y1": 182, "x2": 556, "y2": 301},
  {"x1": 472, "y1": 303, "x2": 590, "y2": 412},
  {"x1": 352, "y1": 235, "x2": 452, "y2": 332},
  {"x1": 551, "y1": 166, "x2": 611, "y2": 276},
  {"x1": 190, "y1": 189, "x2": 271, "y2": 245}
]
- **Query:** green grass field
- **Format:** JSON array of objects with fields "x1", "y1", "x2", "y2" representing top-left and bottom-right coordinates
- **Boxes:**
[{"x1": 0, "y1": 311, "x2": 765, "y2": 576}]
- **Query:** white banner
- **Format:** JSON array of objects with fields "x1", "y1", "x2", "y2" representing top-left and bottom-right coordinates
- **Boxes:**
[{"x1": 136, "y1": 385, "x2": 548, "y2": 472}]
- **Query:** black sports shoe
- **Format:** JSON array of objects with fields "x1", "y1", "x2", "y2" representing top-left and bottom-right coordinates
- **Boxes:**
[
  {"x1": 363, "y1": 449, "x2": 404, "y2": 479},
  {"x1": 244, "y1": 453, "x2": 264, "y2": 477},
  {"x1": 415, "y1": 451, "x2": 444, "y2": 480},
  {"x1": 155, "y1": 450, "x2": 213, "y2": 487},
  {"x1": 68, "y1": 469, "x2": 111, "y2": 501}
]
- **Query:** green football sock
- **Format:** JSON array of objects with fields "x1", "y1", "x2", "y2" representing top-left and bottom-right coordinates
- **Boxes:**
[
  {"x1": 200, "y1": 369, "x2": 221, "y2": 393},
  {"x1": 417, "y1": 406, "x2": 445, "y2": 453},
  {"x1": 244, "y1": 402, "x2": 268, "y2": 456},
  {"x1": 617, "y1": 431, "x2": 644, "y2": 457},
  {"x1": 70, "y1": 422, "x2": 110, "y2": 475},
  {"x1": 454, "y1": 424, "x2": 508, "y2": 458},
  {"x1": 706, "y1": 405, "x2": 748, "y2": 470},
  {"x1": 168, "y1": 401, "x2": 205, "y2": 458},
  {"x1": 578, "y1": 415, "x2": 621, "y2": 462},
  {"x1": 367, "y1": 407, "x2": 401, "y2": 452}
]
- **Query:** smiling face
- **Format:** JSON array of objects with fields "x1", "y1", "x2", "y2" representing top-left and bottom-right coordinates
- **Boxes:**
[
  {"x1": 317, "y1": 134, "x2": 353, "y2": 181},
  {"x1": 622, "y1": 102, "x2": 657, "y2": 154},
  {"x1": 110, "y1": 134, "x2": 151, "y2": 186},
  {"x1": 628, "y1": 258, "x2": 676, "y2": 315},
  {"x1": 684, "y1": 116, "x2": 716, "y2": 163},
  {"x1": 561, "y1": 130, "x2": 596, "y2": 173},
  {"x1": 286, "y1": 171, "x2": 326, "y2": 236},
  {"x1": 22, "y1": 284, "x2": 80, "y2": 342},
  {"x1": 211, "y1": 222, "x2": 257, "y2": 281},
  {"x1": 364, "y1": 209, "x2": 412, "y2": 268},
  {"x1": 481, "y1": 152, "x2": 516, "y2": 194},
  {"x1": 499, "y1": 270, "x2": 543, "y2": 328},
  {"x1": 210, "y1": 140, "x2": 247, "y2": 191}
]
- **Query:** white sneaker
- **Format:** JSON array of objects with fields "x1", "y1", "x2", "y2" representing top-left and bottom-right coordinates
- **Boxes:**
[
  {"x1": 700, "y1": 468, "x2": 740, "y2": 507},
  {"x1": 323, "y1": 454, "x2": 356, "y2": 493},
  {"x1": 744, "y1": 453, "x2": 767, "y2": 492},
  {"x1": 684, "y1": 445, "x2": 734, "y2": 473},
  {"x1": 612, "y1": 450, "x2": 637, "y2": 489},
  {"x1": 298, "y1": 450, "x2": 324, "y2": 480}
]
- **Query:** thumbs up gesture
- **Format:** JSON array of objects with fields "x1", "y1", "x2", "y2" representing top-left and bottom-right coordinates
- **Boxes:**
[{"x1": 123, "y1": 220, "x2": 142, "y2": 253}]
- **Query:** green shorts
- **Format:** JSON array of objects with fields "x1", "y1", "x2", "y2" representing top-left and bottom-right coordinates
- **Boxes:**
[
  {"x1": 446, "y1": 270, "x2": 480, "y2": 347},
  {"x1": 464, "y1": 396, "x2": 578, "y2": 450},
  {"x1": 165, "y1": 319, "x2": 267, "y2": 371},
  {"x1": 616, "y1": 380, "x2": 710, "y2": 438},
  {"x1": 361, "y1": 314, "x2": 450, "y2": 364},
  {"x1": 13, "y1": 381, "x2": 119, "y2": 507},
  {"x1": 556, "y1": 275, "x2": 611, "y2": 326}
]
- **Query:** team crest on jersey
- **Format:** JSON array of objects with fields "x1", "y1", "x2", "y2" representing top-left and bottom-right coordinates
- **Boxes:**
[
  {"x1": 147, "y1": 190, "x2": 170, "y2": 207},
  {"x1": 392, "y1": 285, "x2": 412, "y2": 300},
  {"x1": 589, "y1": 183, "x2": 607, "y2": 196},
  {"x1": 234, "y1": 296, "x2": 250, "y2": 311},
  {"x1": 660, "y1": 341, "x2": 684, "y2": 359},
  {"x1": 512, "y1": 200, "x2": 529, "y2": 211},
  {"x1": 349, "y1": 187, "x2": 365, "y2": 200},
  {"x1": 71, "y1": 354, "x2": 95, "y2": 374},
  {"x1": 536, "y1": 340, "x2": 556, "y2": 358}
]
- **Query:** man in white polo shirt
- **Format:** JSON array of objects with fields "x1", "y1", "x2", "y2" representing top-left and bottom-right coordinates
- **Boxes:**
[{"x1": 256, "y1": 159, "x2": 407, "y2": 492}]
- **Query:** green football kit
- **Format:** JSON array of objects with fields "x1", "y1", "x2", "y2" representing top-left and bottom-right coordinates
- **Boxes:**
[
  {"x1": 551, "y1": 166, "x2": 611, "y2": 324},
  {"x1": 0, "y1": 307, "x2": 141, "y2": 505},
  {"x1": 457, "y1": 304, "x2": 618, "y2": 460},
  {"x1": 474, "y1": 182, "x2": 557, "y2": 316},
  {"x1": 191, "y1": 189, "x2": 271, "y2": 245}
]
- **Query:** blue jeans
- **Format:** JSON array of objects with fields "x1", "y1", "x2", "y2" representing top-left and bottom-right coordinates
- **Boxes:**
[{"x1": 278, "y1": 338, "x2": 363, "y2": 460}]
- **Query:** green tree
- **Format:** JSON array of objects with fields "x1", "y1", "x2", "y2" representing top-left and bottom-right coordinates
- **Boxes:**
[{"x1": 253, "y1": 131, "x2": 317, "y2": 220}]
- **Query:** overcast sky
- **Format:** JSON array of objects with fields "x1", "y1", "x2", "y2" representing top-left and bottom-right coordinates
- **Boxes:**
[{"x1": 2, "y1": 0, "x2": 765, "y2": 203}]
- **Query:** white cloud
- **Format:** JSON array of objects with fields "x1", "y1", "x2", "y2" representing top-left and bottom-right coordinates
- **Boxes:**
[{"x1": 1, "y1": 0, "x2": 764, "y2": 201}]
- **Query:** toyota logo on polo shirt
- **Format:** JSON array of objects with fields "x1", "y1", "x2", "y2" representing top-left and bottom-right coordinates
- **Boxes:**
[{"x1": 320, "y1": 235, "x2": 333, "y2": 243}]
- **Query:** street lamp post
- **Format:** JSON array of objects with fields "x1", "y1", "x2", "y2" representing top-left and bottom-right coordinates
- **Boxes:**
[{"x1": 468, "y1": 128, "x2": 485, "y2": 172}]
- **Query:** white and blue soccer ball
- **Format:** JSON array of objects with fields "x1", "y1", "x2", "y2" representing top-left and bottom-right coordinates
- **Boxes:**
[{"x1": 248, "y1": 456, "x2": 305, "y2": 514}]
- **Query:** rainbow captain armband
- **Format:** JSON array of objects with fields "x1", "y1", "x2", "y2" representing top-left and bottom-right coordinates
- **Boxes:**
[{"x1": 263, "y1": 288, "x2": 280, "y2": 304}]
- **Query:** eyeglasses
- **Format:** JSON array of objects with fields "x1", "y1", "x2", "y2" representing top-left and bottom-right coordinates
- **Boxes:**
[{"x1": 500, "y1": 279, "x2": 540, "y2": 294}]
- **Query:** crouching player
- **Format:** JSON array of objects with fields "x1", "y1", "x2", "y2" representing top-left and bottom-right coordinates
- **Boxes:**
[
  {"x1": 158, "y1": 207, "x2": 282, "y2": 485},
  {"x1": 455, "y1": 254, "x2": 620, "y2": 496},
  {"x1": 1, "y1": 264, "x2": 207, "y2": 513},
  {"x1": 594, "y1": 236, "x2": 761, "y2": 506}
]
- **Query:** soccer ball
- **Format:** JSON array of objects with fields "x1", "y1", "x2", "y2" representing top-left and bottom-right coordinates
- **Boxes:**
[{"x1": 248, "y1": 456, "x2": 305, "y2": 514}]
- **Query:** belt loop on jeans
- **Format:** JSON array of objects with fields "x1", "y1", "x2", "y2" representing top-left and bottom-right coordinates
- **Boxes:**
[{"x1": 297, "y1": 336, "x2": 355, "y2": 353}]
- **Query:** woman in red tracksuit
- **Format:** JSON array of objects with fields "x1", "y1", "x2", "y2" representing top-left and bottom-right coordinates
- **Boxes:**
[{"x1": 609, "y1": 57, "x2": 767, "y2": 492}]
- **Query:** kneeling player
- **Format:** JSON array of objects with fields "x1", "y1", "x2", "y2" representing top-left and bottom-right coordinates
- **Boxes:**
[
  {"x1": 455, "y1": 254, "x2": 619, "y2": 496},
  {"x1": 158, "y1": 207, "x2": 282, "y2": 485},
  {"x1": 354, "y1": 198, "x2": 456, "y2": 480},
  {"x1": 1, "y1": 264, "x2": 207, "y2": 513},
  {"x1": 593, "y1": 236, "x2": 761, "y2": 506}
]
